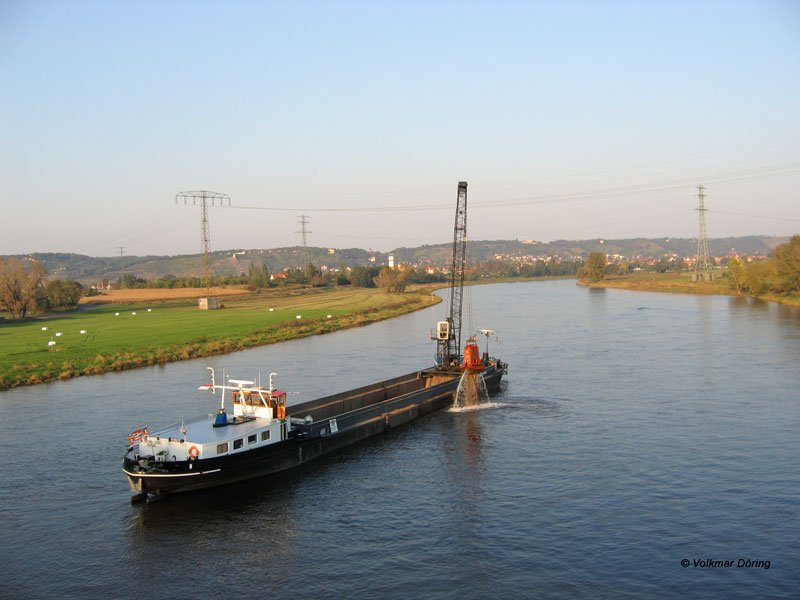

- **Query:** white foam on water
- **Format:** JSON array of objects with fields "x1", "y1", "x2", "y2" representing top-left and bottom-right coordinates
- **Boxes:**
[{"x1": 448, "y1": 401, "x2": 513, "y2": 413}]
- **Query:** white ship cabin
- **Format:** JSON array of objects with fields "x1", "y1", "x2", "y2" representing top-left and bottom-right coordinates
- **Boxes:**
[{"x1": 132, "y1": 383, "x2": 289, "y2": 463}]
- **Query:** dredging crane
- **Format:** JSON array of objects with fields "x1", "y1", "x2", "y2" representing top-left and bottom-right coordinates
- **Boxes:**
[{"x1": 434, "y1": 181, "x2": 468, "y2": 371}]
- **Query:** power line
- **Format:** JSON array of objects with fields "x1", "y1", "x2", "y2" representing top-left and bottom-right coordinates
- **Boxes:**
[
  {"x1": 227, "y1": 162, "x2": 800, "y2": 214},
  {"x1": 64, "y1": 206, "x2": 179, "y2": 255},
  {"x1": 711, "y1": 209, "x2": 800, "y2": 222}
]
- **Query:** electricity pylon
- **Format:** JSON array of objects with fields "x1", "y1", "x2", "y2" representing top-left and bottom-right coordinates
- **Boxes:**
[
  {"x1": 296, "y1": 214, "x2": 311, "y2": 270},
  {"x1": 175, "y1": 190, "x2": 231, "y2": 297},
  {"x1": 693, "y1": 185, "x2": 713, "y2": 282}
]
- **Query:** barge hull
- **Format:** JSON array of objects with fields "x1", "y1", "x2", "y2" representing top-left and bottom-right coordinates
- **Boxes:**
[{"x1": 124, "y1": 363, "x2": 504, "y2": 496}]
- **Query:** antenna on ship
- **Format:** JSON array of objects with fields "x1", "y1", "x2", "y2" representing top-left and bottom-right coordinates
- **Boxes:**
[{"x1": 478, "y1": 328, "x2": 496, "y2": 359}]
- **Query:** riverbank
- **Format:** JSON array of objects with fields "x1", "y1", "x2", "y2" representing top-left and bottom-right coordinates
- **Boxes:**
[
  {"x1": 580, "y1": 271, "x2": 800, "y2": 307},
  {"x1": 0, "y1": 286, "x2": 441, "y2": 391}
]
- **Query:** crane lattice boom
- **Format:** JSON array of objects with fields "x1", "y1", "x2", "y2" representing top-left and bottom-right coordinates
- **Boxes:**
[{"x1": 441, "y1": 181, "x2": 468, "y2": 368}]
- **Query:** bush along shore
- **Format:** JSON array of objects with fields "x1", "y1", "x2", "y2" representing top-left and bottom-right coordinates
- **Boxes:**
[
  {"x1": 0, "y1": 290, "x2": 440, "y2": 391},
  {"x1": 578, "y1": 271, "x2": 800, "y2": 308}
]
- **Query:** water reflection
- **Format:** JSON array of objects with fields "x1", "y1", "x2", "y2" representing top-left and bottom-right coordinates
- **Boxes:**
[
  {"x1": 775, "y1": 302, "x2": 800, "y2": 321},
  {"x1": 454, "y1": 411, "x2": 485, "y2": 489},
  {"x1": 729, "y1": 295, "x2": 771, "y2": 312},
  {"x1": 125, "y1": 471, "x2": 305, "y2": 583}
]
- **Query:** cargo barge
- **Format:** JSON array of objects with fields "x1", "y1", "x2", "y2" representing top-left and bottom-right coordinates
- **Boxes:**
[
  {"x1": 123, "y1": 180, "x2": 506, "y2": 500},
  {"x1": 123, "y1": 354, "x2": 506, "y2": 500}
]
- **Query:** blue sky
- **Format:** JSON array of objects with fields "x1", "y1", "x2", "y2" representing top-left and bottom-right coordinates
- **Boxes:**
[{"x1": 1, "y1": 0, "x2": 798, "y2": 256}]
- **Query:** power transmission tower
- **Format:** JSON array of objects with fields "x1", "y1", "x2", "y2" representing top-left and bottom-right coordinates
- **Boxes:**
[
  {"x1": 296, "y1": 214, "x2": 311, "y2": 269},
  {"x1": 118, "y1": 246, "x2": 126, "y2": 277},
  {"x1": 175, "y1": 190, "x2": 231, "y2": 304},
  {"x1": 692, "y1": 184, "x2": 713, "y2": 282}
]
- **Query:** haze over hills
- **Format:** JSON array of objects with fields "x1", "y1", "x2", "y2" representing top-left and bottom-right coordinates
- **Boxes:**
[{"x1": 4, "y1": 236, "x2": 788, "y2": 284}]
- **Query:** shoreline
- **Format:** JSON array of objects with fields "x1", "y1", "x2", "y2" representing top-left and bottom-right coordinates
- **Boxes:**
[
  {"x1": 1, "y1": 276, "x2": 574, "y2": 391},
  {"x1": 578, "y1": 274, "x2": 800, "y2": 308},
  {"x1": 0, "y1": 288, "x2": 442, "y2": 392}
]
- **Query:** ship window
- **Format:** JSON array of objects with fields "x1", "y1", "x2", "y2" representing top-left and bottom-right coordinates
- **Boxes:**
[
  {"x1": 216, "y1": 442, "x2": 228, "y2": 454},
  {"x1": 248, "y1": 434, "x2": 257, "y2": 445},
  {"x1": 261, "y1": 430, "x2": 271, "y2": 441},
  {"x1": 233, "y1": 438, "x2": 243, "y2": 450}
]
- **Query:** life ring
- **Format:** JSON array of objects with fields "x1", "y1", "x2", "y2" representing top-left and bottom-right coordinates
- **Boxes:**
[{"x1": 188, "y1": 445, "x2": 200, "y2": 460}]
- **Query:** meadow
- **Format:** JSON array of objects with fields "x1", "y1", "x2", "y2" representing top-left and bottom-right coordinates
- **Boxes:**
[
  {"x1": 588, "y1": 271, "x2": 735, "y2": 295},
  {"x1": 0, "y1": 287, "x2": 440, "y2": 390}
]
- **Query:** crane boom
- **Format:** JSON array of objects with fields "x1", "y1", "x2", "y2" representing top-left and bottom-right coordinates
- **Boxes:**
[
  {"x1": 434, "y1": 182, "x2": 468, "y2": 370},
  {"x1": 447, "y1": 181, "x2": 468, "y2": 364}
]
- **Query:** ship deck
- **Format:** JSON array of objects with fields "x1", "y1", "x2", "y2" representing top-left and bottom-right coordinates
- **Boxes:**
[{"x1": 149, "y1": 415, "x2": 268, "y2": 445}]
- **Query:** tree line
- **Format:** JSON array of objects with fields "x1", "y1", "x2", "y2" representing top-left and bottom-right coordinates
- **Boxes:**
[
  {"x1": 726, "y1": 235, "x2": 800, "y2": 296},
  {"x1": 576, "y1": 236, "x2": 800, "y2": 298},
  {"x1": 0, "y1": 258, "x2": 84, "y2": 319},
  {"x1": 1, "y1": 255, "x2": 585, "y2": 320}
]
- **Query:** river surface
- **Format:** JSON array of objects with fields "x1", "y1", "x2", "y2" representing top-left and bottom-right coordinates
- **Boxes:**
[{"x1": 1, "y1": 280, "x2": 799, "y2": 599}]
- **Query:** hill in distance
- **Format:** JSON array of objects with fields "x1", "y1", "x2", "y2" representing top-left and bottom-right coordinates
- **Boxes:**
[{"x1": 5, "y1": 235, "x2": 788, "y2": 284}]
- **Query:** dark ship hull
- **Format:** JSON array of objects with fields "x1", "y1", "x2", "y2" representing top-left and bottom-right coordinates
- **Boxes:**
[{"x1": 123, "y1": 361, "x2": 506, "y2": 498}]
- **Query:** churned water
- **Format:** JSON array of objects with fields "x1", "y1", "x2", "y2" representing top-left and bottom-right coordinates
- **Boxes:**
[{"x1": 1, "y1": 280, "x2": 798, "y2": 599}]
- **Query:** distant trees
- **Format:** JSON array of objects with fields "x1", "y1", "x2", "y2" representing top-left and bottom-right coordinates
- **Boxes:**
[
  {"x1": 279, "y1": 264, "x2": 332, "y2": 287},
  {"x1": 652, "y1": 258, "x2": 671, "y2": 273},
  {"x1": 406, "y1": 269, "x2": 447, "y2": 284},
  {"x1": 472, "y1": 257, "x2": 581, "y2": 279},
  {"x1": 578, "y1": 252, "x2": 607, "y2": 283},
  {"x1": 0, "y1": 258, "x2": 86, "y2": 318},
  {"x1": 349, "y1": 266, "x2": 378, "y2": 288},
  {"x1": 39, "y1": 279, "x2": 83, "y2": 311},
  {"x1": 247, "y1": 262, "x2": 272, "y2": 289},
  {"x1": 773, "y1": 235, "x2": 800, "y2": 292},
  {"x1": 0, "y1": 257, "x2": 47, "y2": 319},
  {"x1": 603, "y1": 262, "x2": 625, "y2": 276},
  {"x1": 117, "y1": 274, "x2": 250, "y2": 289},
  {"x1": 119, "y1": 273, "x2": 148, "y2": 289},
  {"x1": 727, "y1": 257, "x2": 746, "y2": 294},
  {"x1": 375, "y1": 266, "x2": 411, "y2": 293},
  {"x1": 742, "y1": 260, "x2": 775, "y2": 295},
  {"x1": 725, "y1": 235, "x2": 800, "y2": 296}
]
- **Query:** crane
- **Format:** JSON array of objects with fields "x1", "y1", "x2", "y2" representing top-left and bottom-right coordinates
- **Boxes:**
[{"x1": 435, "y1": 181, "x2": 468, "y2": 370}]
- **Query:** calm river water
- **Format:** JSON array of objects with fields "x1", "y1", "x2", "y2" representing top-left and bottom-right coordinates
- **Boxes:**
[{"x1": 1, "y1": 280, "x2": 799, "y2": 599}]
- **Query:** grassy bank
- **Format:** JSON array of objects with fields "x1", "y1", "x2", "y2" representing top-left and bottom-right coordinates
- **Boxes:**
[
  {"x1": 0, "y1": 287, "x2": 441, "y2": 391},
  {"x1": 580, "y1": 271, "x2": 800, "y2": 307}
]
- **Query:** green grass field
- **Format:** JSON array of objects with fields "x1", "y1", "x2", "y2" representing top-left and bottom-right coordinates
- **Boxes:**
[{"x1": 0, "y1": 287, "x2": 440, "y2": 390}]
